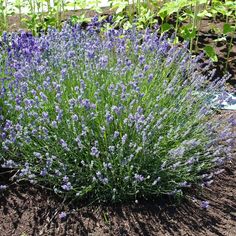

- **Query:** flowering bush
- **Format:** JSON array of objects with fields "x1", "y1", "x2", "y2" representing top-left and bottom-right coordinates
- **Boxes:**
[{"x1": 0, "y1": 21, "x2": 234, "y2": 203}]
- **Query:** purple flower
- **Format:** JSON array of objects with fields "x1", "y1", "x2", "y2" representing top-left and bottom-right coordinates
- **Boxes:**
[
  {"x1": 144, "y1": 64, "x2": 150, "y2": 71},
  {"x1": 126, "y1": 59, "x2": 132, "y2": 67},
  {"x1": 81, "y1": 99, "x2": 91, "y2": 109},
  {"x1": 51, "y1": 120, "x2": 58, "y2": 128},
  {"x1": 63, "y1": 176, "x2": 69, "y2": 182},
  {"x1": 0, "y1": 185, "x2": 8, "y2": 191},
  {"x1": 96, "y1": 171, "x2": 108, "y2": 184},
  {"x1": 39, "y1": 92, "x2": 47, "y2": 101},
  {"x1": 122, "y1": 134, "x2": 128, "y2": 145},
  {"x1": 61, "y1": 182, "x2": 72, "y2": 191},
  {"x1": 103, "y1": 162, "x2": 112, "y2": 169},
  {"x1": 33, "y1": 152, "x2": 42, "y2": 159},
  {"x1": 1, "y1": 160, "x2": 17, "y2": 168},
  {"x1": 87, "y1": 49, "x2": 95, "y2": 59},
  {"x1": 59, "y1": 211, "x2": 67, "y2": 220},
  {"x1": 59, "y1": 139, "x2": 69, "y2": 151},
  {"x1": 134, "y1": 174, "x2": 144, "y2": 182},
  {"x1": 200, "y1": 201, "x2": 209, "y2": 209},
  {"x1": 72, "y1": 114, "x2": 78, "y2": 121},
  {"x1": 108, "y1": 146, "x2": 115, "y2": 153},
  {"x1": 90, "y1": 146, "x2": 100, "y2": 157},
  {"x1": 105, "y1": 112, "x2": 113, "y2": 123},
  {"x1": 112, "y1": 105, "x2": 120, "y2": 115},
  {"x1": 99, "y1": 55, "x2": 108, "y2": 68},
  {"x1": 152, "y1": 177, "x2": 161, "y2": 185},
  {"x1": 139, "y1": 55, "x2": 145, "y2": 64},
  {"x1": 179, "y1": 181, "x2": 191, "y2": 188},
  {"x1": 40, "y1": 168, "x2": 47, "y2": 176},
  {"x1": 114, "y1": 131, "x2": 119, "y2": 138}
]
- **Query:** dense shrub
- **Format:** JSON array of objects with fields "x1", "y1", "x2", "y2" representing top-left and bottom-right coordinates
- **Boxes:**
[{"x1": 0, "y1": 21, "x2": 234, "y2": 203}]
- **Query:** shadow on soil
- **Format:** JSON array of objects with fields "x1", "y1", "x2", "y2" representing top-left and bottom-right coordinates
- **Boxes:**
[{"x1": 0, "y1": 158, "x2": 236, "y2": 236}]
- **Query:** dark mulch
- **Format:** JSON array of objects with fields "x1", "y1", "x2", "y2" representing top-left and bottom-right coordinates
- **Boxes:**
[
  {"x1": 0, "y1": 111, "x2": 235, "y2": 236},
  {"x1": 0, "y1": 159, "x2": 236, "y2": 236}
]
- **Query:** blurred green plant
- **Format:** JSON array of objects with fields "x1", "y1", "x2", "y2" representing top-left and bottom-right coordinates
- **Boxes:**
[{"x1": 0, "y1": 0, "x2": 9, "y2": 33}]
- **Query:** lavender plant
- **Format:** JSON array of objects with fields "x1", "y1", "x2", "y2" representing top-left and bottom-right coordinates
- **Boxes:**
[{"x1": 0, "y1": 20, "x2": 235, "y2": 203}]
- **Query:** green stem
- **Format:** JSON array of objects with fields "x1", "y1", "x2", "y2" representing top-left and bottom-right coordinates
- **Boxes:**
[
  {"x1": 190, "y1": 0, "x2": 199, "y2": 53},
  {"x1": 4, "y1": 0, "x2": 8, "y2": 31},
  {"x1": 47, "y1": 0, "x2": 51, "y2": 12},
  {"x1": 132, "y1": 0, "x2": 135, "y2": 17},
  {"x1": 137, "y1": 0, "x2": 140, "y2": 16},
  {"x1": 174, "y1": 10, "x2": 179, "y2": 43},
  {"x1": 225, "y1": 31, "x2": 235, "y2": 71},
  {"x1": 19, "y1": 6, "x2": 22, "y2": 27}
]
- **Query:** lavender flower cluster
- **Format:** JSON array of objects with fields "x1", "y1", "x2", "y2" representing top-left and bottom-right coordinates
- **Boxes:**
[{"x1": 0, "y1": 19, "x2": 235, "y2": 203}]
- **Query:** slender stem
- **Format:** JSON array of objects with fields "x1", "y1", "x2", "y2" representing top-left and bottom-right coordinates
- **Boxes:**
[
  {"x1": 137, "y1": 0, "x2": 140, "y2": 16},
  {"x1": 47, "y1": 0, "x2": 51, "y2": 12},
  {"x1": 4, "y1": 0, "x2": 8, "y2": 30},
  {"x1": 127, "y1": 1, "x2": 132, "y2": 22},
  {"x1": 174, "y1": 10, "x2": 179, "y2": 43},
  {"x1": 190, "y1": 0, "x2": 199, "y2": 53},
  {"x1": 19, "y1": 5, "x2": 22, "y2": 27},
  {"x1": 225, "y1": 30, "x2": 235, "y2": 71},
  {"x1": 132, "y1": 0, "x2": 135, "y2": 16}
]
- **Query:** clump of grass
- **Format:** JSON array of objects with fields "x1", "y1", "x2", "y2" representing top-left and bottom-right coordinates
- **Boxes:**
[{"x1": 0, "y1": 20, "x2": 234, "y2": 203}]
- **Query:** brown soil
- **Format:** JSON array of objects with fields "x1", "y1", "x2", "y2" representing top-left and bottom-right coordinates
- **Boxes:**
[
  {"x1": 196, "y1": 18, "x2": 236, "y2": 87},
  {"x1": 0, "y1": 111, "x2": 235, "y2": 236},
  {"x1": 0, "y1": 159, "x2": 236, "y2": 236}
]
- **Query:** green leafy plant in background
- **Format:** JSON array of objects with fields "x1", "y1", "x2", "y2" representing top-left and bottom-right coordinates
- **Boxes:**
[
  {"x1": 89, "y1": 0, "x2": 103, "y2": 13},
  {"x1": 0, "y1": 0, "x2": 9, "y2": 33},
  {"x1": 220, "y1": 1, "x2": 236, "y2": 70},
  {"x1": 70, "y1": 14, "x2": 91, "y2": 25},
  {"x1": 110, "y1": 0, "x2": 130, "y2": 26},
  {"x1": 158, "y1": 0, "x2": 190, "y2": 43},
  {"x1": 185, "y1": 0, "x2": 208, "y2": 52},
  {"x1": 21, "y1": 0, "x2": 68, "y2": 35},
  {"x1": 13, "y1": 0, "x2": 25, "y2": 26},
  {"x1": 204, "y1": 0, "x2": 236, "y2": 64},
  {"x1": 211, "y1": 0, "x2": 235, "y2": 23},
  {"x1": 135, "y1": 6, "x2": 157, "y2": 30},
  {"x1": 223, "y1": 22, "x2": 236, "y2": 70},
  {"x1": 21, "y1": 0, "x2": 43, "y2": 35},
  {"x1": 203, "y1": 45, "x2": 218, "y2": 62},
  {"x1": 21, "y1": 13, "x2": 39, "y2": 35},
  {"x1": 22, "y1": 10, "x2": 58, "y2": 35},
  {"x1": 110, "y1": 0, "x2": 158, "y2": 30},
  {"x1": 53, "y1": 0, "x2": 66, "y2": 29}
]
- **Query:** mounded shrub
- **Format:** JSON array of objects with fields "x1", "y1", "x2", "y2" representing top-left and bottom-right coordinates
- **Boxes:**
[{"x1": 0, "y1": 21, "x2": 234, "y2": 203}]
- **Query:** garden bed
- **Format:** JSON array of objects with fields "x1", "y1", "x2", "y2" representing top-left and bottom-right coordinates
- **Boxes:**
[
  {"x1": 0, "y1": 128, "x2": 235, "y2": 236},
  {"x1": 1, "y1": 4, "x2": 236, "y2": 236}
]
